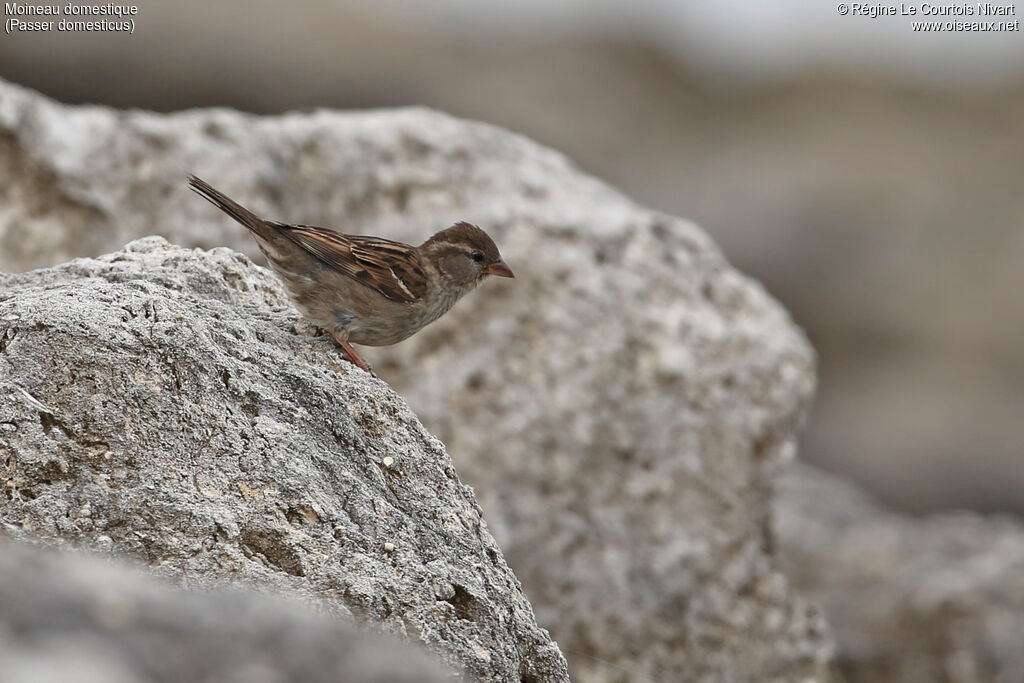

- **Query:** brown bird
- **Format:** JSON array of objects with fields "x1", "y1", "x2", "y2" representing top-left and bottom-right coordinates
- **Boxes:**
[{"x1": 188, "y1": 175, "x2": 513, "y2": 372}]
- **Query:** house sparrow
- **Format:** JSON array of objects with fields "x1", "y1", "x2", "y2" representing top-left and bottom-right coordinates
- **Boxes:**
[{"x1": 187, "y1": 175, "x2": 513, "y2": 372}]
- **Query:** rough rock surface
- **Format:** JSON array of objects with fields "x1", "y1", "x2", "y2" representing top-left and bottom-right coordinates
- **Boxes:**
[
  {"x1": 0, "y1": 238, "x2": 568, "y2": 683},
  {"x1": 0, "y1": 537, "x2": 450, "y2": 683},
  {"x1": 776, "y1": 463, "x2": 1024, "y2": 683},
  {"x1": 0, "y1": 78, "x2": 832, "y2": 681}
]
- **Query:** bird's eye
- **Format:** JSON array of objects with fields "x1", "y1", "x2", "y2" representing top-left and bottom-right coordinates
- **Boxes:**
[{"x1": 470, "y1": 251, "x2": 484, "y2": 262}]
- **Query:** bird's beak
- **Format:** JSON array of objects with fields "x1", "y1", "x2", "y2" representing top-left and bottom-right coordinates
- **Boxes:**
[{"x1": 483, "y1": 260, "x2": 515, "y2": 278}]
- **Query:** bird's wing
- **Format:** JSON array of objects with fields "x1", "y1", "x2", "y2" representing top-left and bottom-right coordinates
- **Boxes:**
[{"x1": 275, "y1": 223, "x2": 428, "y2": 304}]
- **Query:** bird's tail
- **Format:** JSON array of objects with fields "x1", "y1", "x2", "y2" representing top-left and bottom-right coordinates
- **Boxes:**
[{"x1": 187, "y1": 175, "x2": 274, "y2": 240}]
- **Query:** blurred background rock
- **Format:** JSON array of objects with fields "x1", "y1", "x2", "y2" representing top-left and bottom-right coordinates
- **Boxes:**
[{"x1": 1, "y1": 0, "x2": 1022, "y2": 515}]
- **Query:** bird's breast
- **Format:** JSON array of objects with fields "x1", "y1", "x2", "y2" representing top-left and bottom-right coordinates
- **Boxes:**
[{"x1": 347, "y1": 282, "x2": 474, "y2": 346}]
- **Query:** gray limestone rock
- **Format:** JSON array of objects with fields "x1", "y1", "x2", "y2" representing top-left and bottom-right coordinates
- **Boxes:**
[
  {"x1": 0, "y1": 77, "x2": 832, "y2": 681},
  {"x1": 776, "y1": 463, "x2": 1024, "y2": 683},
  {"x1": 0, "y1": 537, "x2": 451, "y2": 683},
  {"x1": 0, "y1": 237, "x2": 568, "y2": 682}
]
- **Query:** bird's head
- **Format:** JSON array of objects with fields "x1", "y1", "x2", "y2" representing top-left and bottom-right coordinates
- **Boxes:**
[{"x1": 422, "y1": 222, "x2": 514, "y2": 288}]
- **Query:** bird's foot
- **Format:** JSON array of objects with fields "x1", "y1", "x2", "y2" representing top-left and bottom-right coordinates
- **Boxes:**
[
  {"x1": 328, "y1": 332, "x2": 375, "y2": 376},
  {"x1": 293, "y1": 320, "x2": 323, "y2": 337}
]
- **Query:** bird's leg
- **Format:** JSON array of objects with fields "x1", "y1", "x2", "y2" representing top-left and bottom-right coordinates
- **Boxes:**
[{"x1": 327, "y1": 331, "x2": 373, "y2": 374}]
